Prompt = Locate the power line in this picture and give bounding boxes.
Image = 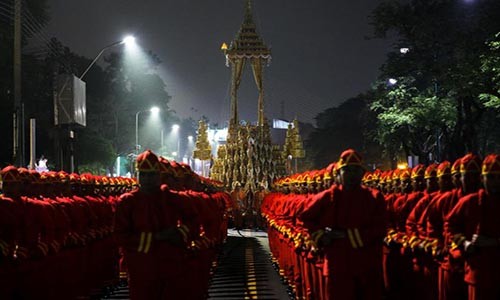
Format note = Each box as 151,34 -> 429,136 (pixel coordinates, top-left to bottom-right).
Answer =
0,1 -> 72,74
0,1 -> 61,57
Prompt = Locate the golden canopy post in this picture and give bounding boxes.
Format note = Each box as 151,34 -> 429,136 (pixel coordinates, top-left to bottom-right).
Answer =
291,119 -> 306,173
217,0 -> 273,191
282,119 -> 305,174
192,120 -> 212,177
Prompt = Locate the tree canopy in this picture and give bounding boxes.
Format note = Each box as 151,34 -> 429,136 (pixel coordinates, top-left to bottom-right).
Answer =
367,0 -> 500,163
307,0 -> 500,168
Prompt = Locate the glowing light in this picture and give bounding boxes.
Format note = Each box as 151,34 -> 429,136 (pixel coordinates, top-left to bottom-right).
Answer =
172,152 -> 178,157
123,35 -> 140,57
397,163 -> 408,170
188,135 -> 194,141
150,106 -> 160,115
172,124 -> 180,131
400,47 -> 410,54
123,36 -> 136,46
388,78 -> 398,85
116,157 -> 121,176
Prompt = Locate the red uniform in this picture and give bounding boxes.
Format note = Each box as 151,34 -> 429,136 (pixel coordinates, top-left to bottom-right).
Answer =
0,195 -> 23,299
300,184 -> 387,300
115,188 -> 185,299
425,188 -> 467,300
445,189 -> 500,300
406,191 -> 438,240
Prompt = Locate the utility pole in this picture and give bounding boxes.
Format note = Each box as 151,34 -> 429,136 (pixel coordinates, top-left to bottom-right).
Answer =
13,0 -> 23,166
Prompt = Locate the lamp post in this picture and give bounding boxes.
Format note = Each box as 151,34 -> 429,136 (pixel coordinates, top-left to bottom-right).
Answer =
80,36 -> 135,80
135,106 -> 160,154
187,135 -> 194,167
172,124 -> 180,160
53,36 -> 136,172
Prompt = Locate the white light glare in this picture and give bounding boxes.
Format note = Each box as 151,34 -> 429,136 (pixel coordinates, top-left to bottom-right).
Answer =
150,106 -> 160,115
188,135 -> 194,141
172,124 -> 180,131
388,78 -> 398,85
123,36 -> 136,46
400,47 -> 410,54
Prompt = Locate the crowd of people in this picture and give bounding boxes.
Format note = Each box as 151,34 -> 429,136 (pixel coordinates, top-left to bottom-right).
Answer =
0,150 -> 231,300
2,147 -> 499,300
262,149 -> 500,300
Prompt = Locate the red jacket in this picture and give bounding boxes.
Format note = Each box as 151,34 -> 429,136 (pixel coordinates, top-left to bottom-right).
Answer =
445,189 -> 500,287
299,185 -> 387,276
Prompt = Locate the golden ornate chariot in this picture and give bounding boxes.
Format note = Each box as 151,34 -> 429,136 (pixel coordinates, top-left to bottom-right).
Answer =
196,0 -> 305,217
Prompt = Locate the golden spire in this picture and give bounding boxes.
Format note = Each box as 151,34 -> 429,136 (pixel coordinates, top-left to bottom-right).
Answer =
244,0 -> 253,25
193,120 -> 212,161
224,0 -> 270,59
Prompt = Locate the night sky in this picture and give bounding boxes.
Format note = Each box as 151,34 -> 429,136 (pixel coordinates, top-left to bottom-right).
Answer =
45,0 -> 392,125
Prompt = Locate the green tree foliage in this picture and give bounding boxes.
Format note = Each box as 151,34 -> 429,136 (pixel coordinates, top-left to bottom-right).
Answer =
370,0 -> 500,158
477,33 -> 500,152
75,129 -> 116,174
371,77 -> 456,163
480,33 -> 500,109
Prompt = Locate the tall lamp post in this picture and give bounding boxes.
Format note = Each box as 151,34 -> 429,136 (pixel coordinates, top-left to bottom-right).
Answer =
172,124 -> 180,160
80,36 -> 135,80
54,35 -> 136,173
135,106 -> 160,154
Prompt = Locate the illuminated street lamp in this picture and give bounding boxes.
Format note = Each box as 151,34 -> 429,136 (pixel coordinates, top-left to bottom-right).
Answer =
150,106 -> 160,115
135,106 -> 160,154
80,35 -> 136,80
187,135 -> 194,166
172,124 -> 180,160
54,36 -> 136,173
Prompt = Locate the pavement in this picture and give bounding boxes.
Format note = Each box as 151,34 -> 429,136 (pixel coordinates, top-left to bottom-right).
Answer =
101,229 -> 291,300
207,229 -> 291,300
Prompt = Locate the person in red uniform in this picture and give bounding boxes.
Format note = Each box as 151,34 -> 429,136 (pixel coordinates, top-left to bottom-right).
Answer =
300,149 -> 387,300
445,154 -> 500,300
115,150 -> 185,299
0,166 -> 25,299
404,161 -> 453,300
438,154 -> 482,300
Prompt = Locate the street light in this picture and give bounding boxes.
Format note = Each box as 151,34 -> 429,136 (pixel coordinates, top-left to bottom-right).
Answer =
172,124 -> 180,160
187,135 -> 194,167
135,106 -> 160,154
80,35 -> 136,80
150,106 -> 160,115
400,47 -> 410,54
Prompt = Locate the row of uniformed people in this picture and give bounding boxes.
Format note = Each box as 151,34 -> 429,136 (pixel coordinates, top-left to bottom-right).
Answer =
374,153 -> 499,300
0,152 -> 231,300
0,168 -> 129,300
262,150 -> 500,300
114,150 -> 231,300
263,149 -> 387,300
